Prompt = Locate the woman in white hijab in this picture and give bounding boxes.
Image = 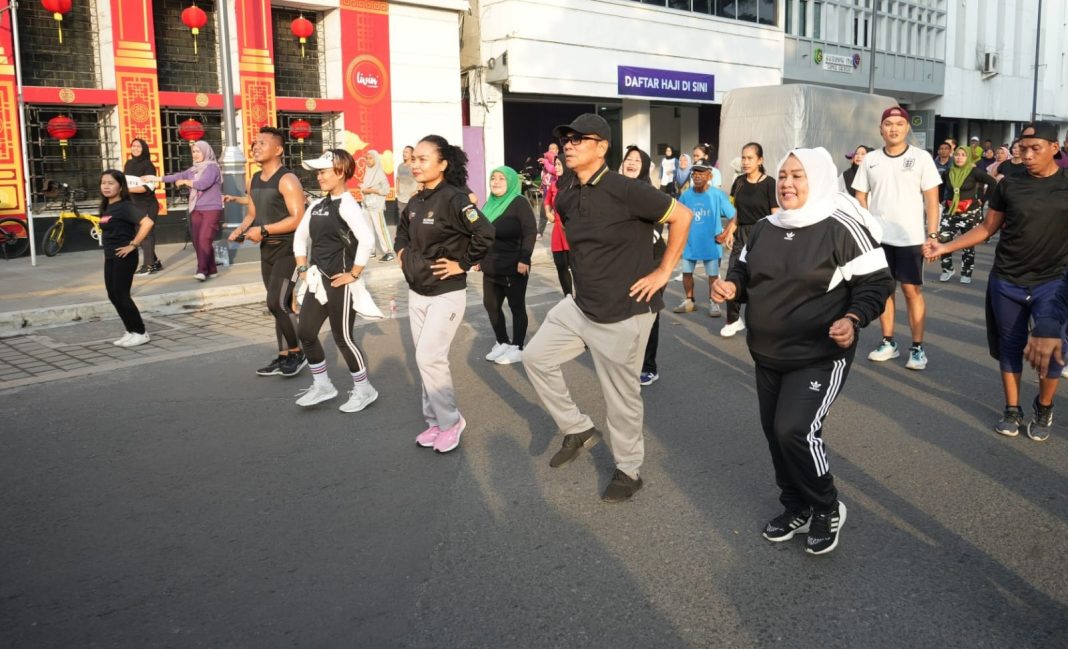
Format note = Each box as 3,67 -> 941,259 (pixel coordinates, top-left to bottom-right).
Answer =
361,149 -> 394,261
712,147 -> 894,557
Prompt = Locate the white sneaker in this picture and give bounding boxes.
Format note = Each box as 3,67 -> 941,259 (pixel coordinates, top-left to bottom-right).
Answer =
193,272 -> 207,281
673,298 -> 696,313
485,341 -> 508,362
868,339 -> 900,362
494,345 -> 523,365
119,332 -> 151,347
113,332 -> 133,346
339,382 -> 379,412
939,269 -> 955,282
296,381 -> 338,407
720,319 -> 745,338
905,346 -> 928,370
960,275 -> 972,284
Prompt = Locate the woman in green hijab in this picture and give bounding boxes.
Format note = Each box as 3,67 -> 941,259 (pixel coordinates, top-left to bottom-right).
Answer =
937,146 -> 997,284
479,166 -> 537,365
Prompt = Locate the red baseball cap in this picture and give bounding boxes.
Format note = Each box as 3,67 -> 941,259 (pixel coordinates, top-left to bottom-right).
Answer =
881,106 -> 910,122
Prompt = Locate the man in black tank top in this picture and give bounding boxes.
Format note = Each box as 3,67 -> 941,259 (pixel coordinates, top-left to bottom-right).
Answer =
227,126 -> 308,377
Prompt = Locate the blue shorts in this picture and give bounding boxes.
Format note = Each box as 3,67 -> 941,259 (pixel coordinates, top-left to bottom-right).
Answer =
882,244 -> 924,286
988,275 -> 1068,377
681,258 -> 720,276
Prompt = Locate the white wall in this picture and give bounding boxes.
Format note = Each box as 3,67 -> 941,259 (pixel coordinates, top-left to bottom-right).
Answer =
479,0 -> 784,102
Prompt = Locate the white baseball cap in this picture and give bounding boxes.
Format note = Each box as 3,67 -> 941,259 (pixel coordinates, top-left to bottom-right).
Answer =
302,150 -> 337,171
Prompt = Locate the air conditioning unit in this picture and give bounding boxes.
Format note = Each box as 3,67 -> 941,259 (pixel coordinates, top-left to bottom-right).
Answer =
485,51 -> 509,84
982,51 -> 999,75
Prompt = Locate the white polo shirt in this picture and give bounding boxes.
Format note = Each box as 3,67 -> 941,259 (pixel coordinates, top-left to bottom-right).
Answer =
851,145 -> 941,247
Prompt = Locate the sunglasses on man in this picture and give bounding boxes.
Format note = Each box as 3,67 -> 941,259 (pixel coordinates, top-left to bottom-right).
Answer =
559,133 -> 604,147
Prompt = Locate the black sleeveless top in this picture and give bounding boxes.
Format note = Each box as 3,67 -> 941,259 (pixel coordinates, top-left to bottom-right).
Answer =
308,197 -> 357,277
251,166 -> 294,242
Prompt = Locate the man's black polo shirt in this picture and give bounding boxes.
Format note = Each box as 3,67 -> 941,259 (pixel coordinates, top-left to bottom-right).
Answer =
556,164 -> 675,324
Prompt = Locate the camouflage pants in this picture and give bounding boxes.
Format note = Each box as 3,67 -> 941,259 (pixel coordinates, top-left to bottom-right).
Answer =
939,203 -> 983,276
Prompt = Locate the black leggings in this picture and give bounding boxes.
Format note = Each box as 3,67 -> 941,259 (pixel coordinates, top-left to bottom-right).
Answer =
104,253 -> 145,334
260,242 -> 299,352
726,225 -> 752,323
754,348 -> 854,515
139,204 -> 159,266
298,282 -> 368,373
642,312 -> 660,374
552,250 -> 573,296
483,273 -> 529,348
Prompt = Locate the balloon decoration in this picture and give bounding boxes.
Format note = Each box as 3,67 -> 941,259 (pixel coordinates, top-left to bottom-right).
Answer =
40,0 -> 73,45
290,15 -> 314,58
181,3 -> 208,56
178,118 -> 205,142
289,119 -> 311,160
46,115 -> 77,160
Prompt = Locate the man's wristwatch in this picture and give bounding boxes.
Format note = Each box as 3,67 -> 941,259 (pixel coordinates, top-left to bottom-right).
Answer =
927,232 -> 939,240
296,264 -> 308,273
261,225 -> 269,238
350,271 -> 360,280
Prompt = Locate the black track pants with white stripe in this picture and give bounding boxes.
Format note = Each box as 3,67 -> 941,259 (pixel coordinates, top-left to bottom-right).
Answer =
297,282 -> 368,373
753,347 -> 854,515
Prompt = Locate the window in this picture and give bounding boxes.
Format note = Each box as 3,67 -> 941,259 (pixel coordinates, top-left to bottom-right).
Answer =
159,109 -> 224,208
25,106 -> 118,211
276,112 -> 342,192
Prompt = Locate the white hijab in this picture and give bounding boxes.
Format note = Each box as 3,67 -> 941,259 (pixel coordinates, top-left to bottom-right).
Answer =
767,146 -> 883,242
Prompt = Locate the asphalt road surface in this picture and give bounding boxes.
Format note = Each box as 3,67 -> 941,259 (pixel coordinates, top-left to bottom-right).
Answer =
2,252 -> 1067,648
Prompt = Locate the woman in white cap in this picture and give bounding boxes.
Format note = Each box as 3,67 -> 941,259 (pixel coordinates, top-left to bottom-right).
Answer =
713,147 -> 894,556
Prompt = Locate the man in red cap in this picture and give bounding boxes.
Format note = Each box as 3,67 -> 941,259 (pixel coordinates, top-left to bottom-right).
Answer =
851,106 -> 942,371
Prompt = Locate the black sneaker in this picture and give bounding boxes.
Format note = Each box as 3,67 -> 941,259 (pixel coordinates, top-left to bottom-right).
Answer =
549,428 -> 600,468
134,264 -> 152,276
151,260 -> 163,273
762,509 -> 812,542
995,406 -> 1024,437
1026,398 -> 1053,442
256,355 -> 284,376
805,501 -> 847,556
602,469 -> 643,503
379,252 -> 395,262
279,352 -> 308,377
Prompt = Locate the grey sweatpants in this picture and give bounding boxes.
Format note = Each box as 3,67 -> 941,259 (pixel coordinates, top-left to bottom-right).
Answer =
523,296 -> 655,478
408,289 -> 466,431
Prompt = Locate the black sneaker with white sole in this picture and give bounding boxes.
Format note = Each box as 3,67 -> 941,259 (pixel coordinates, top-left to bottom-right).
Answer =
1026,398 -> 1053,442
762,509 -> 812,542
995,405 -> 1024,437
279,352 -> 308,377
134,264 -> 152,276
256,355 -> 284,376
806,501 -> 847,556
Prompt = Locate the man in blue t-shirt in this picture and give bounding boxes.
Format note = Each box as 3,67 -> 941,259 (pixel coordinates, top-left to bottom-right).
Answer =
673,161 -> 736,317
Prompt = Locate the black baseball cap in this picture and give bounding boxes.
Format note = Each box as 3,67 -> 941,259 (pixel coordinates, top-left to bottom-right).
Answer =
553,114 -> 612,142
1020,121 -> 1059,143
691,160 -> 715,171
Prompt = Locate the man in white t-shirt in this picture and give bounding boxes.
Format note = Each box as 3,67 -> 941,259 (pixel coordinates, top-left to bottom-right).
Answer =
852,106 -> 942,370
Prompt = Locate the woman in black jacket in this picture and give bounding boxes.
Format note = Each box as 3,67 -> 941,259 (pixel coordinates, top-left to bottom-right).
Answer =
479,166 -> 536,365
938,146 -> 996,284
713,147 -> 894,556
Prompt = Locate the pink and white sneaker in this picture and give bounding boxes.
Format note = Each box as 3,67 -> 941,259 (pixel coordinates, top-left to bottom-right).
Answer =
433,416 -> 466,453
415,425 -> 441,448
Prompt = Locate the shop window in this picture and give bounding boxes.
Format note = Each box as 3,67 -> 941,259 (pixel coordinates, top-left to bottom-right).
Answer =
154,0 -> 221,94
272,7 -> 325,99
276,112 -> 342,193
16,2 -> 100,88
158,109 -> 224,208
25,106 -> 118,212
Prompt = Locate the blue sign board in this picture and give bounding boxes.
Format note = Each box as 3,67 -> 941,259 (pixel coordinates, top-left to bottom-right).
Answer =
617,66 -> 715,101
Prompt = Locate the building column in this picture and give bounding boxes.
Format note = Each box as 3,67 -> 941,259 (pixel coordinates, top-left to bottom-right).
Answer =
622,99 -> 651,156
0,2 -> 26,219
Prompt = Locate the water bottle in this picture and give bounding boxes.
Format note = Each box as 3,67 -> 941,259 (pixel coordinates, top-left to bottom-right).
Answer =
389,298 -> 396,319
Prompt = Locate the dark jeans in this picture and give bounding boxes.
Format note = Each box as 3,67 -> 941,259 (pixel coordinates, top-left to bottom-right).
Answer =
552,250 -> 573,296
641,312 -> 660,374
260,241 -> 300,352
483,273 -> 530,348
298,282 -> 368,373
190,209 -> 222,275
104,253 -> 145,334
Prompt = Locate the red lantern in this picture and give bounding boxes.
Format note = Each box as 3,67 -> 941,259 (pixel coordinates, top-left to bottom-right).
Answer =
178,118 -> 205,142
40,0 -> 73,44
289,119 -> 312,143
290,15 -> 314,58
181,3 -> 208,56
46,115 -> 77,160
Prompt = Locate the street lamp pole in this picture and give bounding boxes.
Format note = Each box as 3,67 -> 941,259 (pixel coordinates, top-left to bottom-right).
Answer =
217,0 -> 246,231
868,0 -> 878,94
6,0 -> 39,265
1031,0 -> 1042,122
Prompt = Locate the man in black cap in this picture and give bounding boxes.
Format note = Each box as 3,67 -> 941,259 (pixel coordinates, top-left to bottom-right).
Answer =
523,113 -> 693,502
925,121 -> 1068,442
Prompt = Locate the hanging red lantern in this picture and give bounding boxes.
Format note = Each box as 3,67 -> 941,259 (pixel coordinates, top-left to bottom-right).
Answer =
181,3 -> 208,56
46,115 -> 77,160
289,119 -> 312,143
40,0 -> 73,45
178,118 -> 205,142
290,15 -> 314,58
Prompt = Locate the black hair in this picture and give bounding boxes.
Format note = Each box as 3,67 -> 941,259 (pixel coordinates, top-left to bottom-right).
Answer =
623,145 -> 653,185
259,125 -> 286,145
418,134 -> 468,188
663,145 -> 677,159
742,141 -> 766,174
129,138 -> 151,161
99,169 -> 131,215
694,143 -> 717,164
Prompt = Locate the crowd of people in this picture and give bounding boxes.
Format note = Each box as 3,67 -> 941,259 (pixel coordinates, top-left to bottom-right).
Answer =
88,107 -> 1068,556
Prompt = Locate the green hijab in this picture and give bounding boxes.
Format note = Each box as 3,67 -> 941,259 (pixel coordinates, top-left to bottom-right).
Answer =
482,166 -> 522,223
947,147 -> 974,215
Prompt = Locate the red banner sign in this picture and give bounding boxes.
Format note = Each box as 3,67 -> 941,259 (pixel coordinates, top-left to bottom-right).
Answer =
340,0 -> 393,191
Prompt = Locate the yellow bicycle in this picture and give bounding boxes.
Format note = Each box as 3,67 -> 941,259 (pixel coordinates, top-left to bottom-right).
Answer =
41,182 -> 102,257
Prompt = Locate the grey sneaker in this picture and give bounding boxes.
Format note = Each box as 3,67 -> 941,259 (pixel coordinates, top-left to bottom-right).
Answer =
1026,398 -> 1053,442
995,406 -> 1024,437
673,298 -> 696,314
708,302 -> 722,318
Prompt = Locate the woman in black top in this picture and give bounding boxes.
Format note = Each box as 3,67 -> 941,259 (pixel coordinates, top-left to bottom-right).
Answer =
938,146 -> 996,284
99,170 -> 154,347
478,166 -> 536,366
840,145 -> 872,198
721,142 -> 779,337
123,139 -> 161,275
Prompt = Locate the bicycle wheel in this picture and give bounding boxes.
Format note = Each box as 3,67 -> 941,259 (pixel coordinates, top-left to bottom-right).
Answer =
0,217 -> 30,259
42,219 -> 65,257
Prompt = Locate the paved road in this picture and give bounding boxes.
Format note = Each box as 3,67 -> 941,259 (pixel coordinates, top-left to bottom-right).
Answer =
2,251 -> 1067,648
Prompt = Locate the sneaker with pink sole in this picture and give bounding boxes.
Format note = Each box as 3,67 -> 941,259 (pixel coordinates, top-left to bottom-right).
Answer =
433,416 -> 466,453
415,425 -> 441,448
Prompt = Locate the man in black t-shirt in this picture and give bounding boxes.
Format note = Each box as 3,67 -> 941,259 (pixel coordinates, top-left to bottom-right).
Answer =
523,114 -> 692,502
925,121 -> 1068,442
